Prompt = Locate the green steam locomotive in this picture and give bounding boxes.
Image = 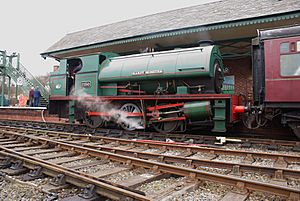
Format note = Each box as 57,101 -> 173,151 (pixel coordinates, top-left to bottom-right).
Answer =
49,44 -> 243,133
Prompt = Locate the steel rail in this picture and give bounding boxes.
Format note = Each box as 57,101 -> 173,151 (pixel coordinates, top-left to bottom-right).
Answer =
0,131 -> 299,198
2,127 -> 299,163
0,147 -> 150,200
3,128 -> 300,182
61,138 -> 300,179
0,120 -> 298,147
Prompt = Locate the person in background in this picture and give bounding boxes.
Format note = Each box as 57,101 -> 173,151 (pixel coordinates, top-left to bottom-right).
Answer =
33,87 -> 41,107
18,94 -> 28,107
29,87 -> 34,107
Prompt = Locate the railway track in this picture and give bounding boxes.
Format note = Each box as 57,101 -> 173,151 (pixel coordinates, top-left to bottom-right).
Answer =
0,119 -> 299,150
0,127 -> 299,200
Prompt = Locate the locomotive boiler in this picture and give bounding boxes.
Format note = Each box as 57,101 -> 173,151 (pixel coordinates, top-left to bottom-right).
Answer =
99,45 -> 223,95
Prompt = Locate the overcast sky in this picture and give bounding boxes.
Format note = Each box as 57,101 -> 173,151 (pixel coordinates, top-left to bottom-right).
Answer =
1,0 -> 217,76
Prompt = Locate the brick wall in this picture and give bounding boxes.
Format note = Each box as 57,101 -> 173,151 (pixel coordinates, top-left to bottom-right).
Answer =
223,57 -> 253,99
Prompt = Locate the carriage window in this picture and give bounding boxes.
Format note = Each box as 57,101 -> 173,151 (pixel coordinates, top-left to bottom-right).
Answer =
280,42 -> 289,53
297,41 -> 300,52
280,53 -> 300,76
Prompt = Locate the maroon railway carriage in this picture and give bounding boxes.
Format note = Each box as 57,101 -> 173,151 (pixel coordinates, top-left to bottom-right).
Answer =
251,24 -> 300,138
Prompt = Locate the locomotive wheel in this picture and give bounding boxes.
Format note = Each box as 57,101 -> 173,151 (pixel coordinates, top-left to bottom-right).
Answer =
152,108 -> 179,133
119,103 -> 145,131
84,114 -> 104,129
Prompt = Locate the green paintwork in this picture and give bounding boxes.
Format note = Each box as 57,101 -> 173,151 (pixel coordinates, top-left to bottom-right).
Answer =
183,101 -> 211,121
50,60 -> 67,96
100,83 -> 118,96
75,73 -> 98,96
50,52 -> 119,97
99,46 -> 218,82
80,55 -> 99,72
15,53 -> 20,100
209,46 -> 223,77
50,74 -> 67,96
73,53 -> 118,96
176,86 -> 189,94
1,73 -> 5,106
73,54 -> 99,96
212,100 -> 226,132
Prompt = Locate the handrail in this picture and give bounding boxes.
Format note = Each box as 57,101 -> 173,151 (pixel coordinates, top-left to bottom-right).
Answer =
18,62 -> 49,99
3,61 -> 49,103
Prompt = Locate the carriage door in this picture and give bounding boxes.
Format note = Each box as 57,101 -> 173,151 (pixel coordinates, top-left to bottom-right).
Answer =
264,36 -> 300,102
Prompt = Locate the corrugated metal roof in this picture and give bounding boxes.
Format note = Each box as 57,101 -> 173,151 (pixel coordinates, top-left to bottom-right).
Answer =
43,0 -> 300,55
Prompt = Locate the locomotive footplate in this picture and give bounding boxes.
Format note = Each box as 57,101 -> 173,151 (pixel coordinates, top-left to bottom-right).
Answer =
55,94 -> 246,133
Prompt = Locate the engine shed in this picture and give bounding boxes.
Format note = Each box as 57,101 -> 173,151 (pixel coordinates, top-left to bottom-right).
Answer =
41,0 -> 300,100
